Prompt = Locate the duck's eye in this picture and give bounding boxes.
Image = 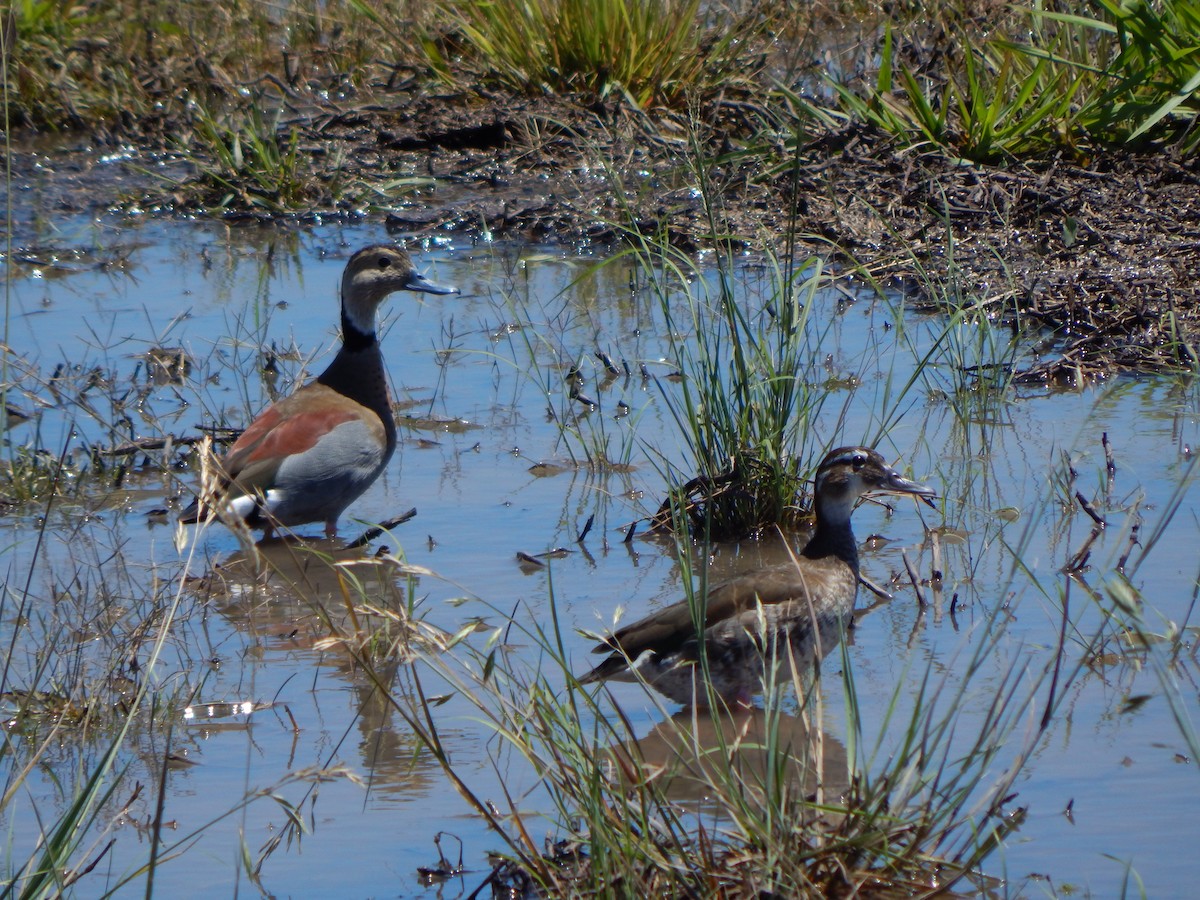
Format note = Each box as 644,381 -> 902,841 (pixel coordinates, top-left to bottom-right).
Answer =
378,256 -> 391,269
852,454 -> 866,470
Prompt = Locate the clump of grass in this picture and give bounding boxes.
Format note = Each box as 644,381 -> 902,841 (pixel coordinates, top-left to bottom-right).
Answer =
628,239 -> 833,540
824,0 -> 1200,161
825,22 -> 1080,163
0,337 -> 204,510
1018,0 -> 1200,153
2,0 -> 139,129
181,103 -> 326,214
2,0 -> 424,134
429,0 -> 762,107
0,442 -> 82,507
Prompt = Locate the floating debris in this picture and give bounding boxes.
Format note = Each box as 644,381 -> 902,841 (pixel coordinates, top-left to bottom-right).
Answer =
398,413 -> 479,434
142,346 -> 193,384
417,832 -> 465,884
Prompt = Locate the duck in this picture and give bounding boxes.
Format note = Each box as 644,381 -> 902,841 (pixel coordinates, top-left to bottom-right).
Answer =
182,244 -> 457,540
579,446 -> 936,707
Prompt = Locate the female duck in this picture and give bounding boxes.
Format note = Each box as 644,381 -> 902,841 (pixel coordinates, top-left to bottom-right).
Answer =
580,446 -> 935,707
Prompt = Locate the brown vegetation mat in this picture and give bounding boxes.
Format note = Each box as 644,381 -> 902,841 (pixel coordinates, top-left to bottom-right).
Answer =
10,85 -> 1200,383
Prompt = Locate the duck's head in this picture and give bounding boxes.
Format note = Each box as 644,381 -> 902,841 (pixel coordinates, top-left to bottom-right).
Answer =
341,244 -> 458,335
813,446 -> 936,525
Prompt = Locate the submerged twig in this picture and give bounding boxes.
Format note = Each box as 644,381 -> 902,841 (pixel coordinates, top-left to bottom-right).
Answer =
99,434 -> 206,456
346,509 -> 418,549
858,573 -> 893,601
577,513 -> 594,543
1116,513 -> 1142,575
1064,527 -> 1101,574
515,551 -> 545,569
902,549 -> 928,609
1074,491 -> 1106,528
1043,568 -> 1073,731
623,520 -> 637,544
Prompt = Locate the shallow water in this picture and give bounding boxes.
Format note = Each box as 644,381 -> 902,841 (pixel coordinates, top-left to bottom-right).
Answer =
1,220 -> 1197,897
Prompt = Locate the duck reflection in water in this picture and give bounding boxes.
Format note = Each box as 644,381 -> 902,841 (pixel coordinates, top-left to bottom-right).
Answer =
188,538 -> 444,803
605,704 -> 850,816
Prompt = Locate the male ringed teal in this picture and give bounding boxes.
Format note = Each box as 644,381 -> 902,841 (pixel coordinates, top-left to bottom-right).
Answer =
182,244 -> 457,540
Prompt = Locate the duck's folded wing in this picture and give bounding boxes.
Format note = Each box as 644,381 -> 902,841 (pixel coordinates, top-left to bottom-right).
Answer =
592,564 -> 813,659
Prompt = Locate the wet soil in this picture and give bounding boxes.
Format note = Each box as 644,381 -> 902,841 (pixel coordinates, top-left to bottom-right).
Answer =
9,85 -> 1200,383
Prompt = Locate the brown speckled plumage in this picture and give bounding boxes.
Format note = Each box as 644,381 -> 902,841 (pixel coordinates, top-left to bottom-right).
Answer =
580,446 -> 936,707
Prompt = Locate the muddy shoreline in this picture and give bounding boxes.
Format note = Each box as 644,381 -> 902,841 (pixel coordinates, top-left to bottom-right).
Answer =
8,87 -> 1200,383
